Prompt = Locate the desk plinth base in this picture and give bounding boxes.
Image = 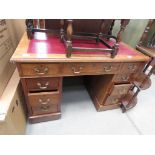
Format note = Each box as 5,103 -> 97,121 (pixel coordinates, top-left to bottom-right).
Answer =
28,112 -> 61,124
85,75 -> 121,112
88,87 -> 120,111
92,96 -> 120,112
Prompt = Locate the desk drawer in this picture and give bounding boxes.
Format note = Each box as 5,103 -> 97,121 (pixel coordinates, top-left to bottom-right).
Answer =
19,63 -> 62,77
62,62 -> 121,75
104,96 -> 121,106
28,91 -> 60,115
110,84 -> 133,96
103,84 -> 132,106
18,62 -> 121,77
113,74 -> 131,83
26,77 -> 61,92
121,62 -> 145,73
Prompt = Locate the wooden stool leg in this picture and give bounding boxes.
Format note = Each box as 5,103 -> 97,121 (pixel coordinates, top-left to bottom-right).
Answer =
25,19 -> 34,39
108,20 -> 115,36
117,19 -> 130,42
66,20 -> 73,58
60,19 -> 65,42
96,20 -> 105,44
111,43 -> 119,58
39,19 -> 45,29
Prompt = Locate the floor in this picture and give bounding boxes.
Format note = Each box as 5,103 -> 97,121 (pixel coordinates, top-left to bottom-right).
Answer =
26,75 -> 155,135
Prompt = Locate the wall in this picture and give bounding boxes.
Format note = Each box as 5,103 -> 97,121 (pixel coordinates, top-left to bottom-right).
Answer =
6,19 -> 25,50
113,19 -> 149,47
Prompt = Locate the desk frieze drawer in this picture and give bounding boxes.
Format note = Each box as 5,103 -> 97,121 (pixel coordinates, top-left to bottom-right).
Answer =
18,62 -> 121,77
62,63 -> 121,75
28,92 -> 60,115
121,62 -> 145,73
18,63 -> 62,77
26,77 -> 61,92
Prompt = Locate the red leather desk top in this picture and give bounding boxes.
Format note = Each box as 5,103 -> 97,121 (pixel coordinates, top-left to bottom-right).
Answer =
27,32 -> 139,56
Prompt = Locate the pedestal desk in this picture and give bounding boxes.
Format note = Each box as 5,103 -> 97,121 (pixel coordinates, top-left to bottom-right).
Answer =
11,32 -> 150,123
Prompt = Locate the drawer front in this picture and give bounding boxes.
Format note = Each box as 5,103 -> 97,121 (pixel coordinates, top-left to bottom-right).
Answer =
113,74 -> 131,83
19,63 -> 62,77
62,63 -> 121,75
19,62 -> 121,77
104,96 -> 121,106
28,92 -> 60,115
121,62 -> 145,73
110,84 -> 133,96
26,77 -> 61,92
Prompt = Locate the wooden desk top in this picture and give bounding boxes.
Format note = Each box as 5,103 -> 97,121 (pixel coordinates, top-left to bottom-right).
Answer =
11,32 -> 150,63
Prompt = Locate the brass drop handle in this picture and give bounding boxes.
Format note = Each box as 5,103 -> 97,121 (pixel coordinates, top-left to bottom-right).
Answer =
112,98 -> 119,104
41,105 -> 50,111
104,66 -> 112,72
34,66 -> 49,75
72,66 -> 83,74
128,65 -> 137,71
39,98 -> 50,105
37,82 -> 49,90
119,89 -> 126,94
39,98 -> 50,111
121,76 -> 129,81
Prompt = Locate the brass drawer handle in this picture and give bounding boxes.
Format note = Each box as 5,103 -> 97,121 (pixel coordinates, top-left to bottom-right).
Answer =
104,66 -> 112,72
112,98 -> 119,104
39,98 -> 50,111
37,82 -> 49,90
128,65 -> 137,71
121,76 -> 129,81
34,66 -> 49,75
119,89 -> 126,94
72,66 -> 83,74
39,98 -> 50,105
41,105 -> 50,111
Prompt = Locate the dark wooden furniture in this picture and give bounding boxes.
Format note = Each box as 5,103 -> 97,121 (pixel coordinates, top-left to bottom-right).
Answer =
120,20 -> 155,112
136,19 -> 155,97
11,30 -> 150,123
26,19 -> 130,58
11,20 -> 151,123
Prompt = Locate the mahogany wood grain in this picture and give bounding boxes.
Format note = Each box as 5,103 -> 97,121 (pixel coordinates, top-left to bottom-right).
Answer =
121,62 -> 146,73
109,84 -> 133,96
20,78 -> 33,115
112,74 -> 131,84
86,82 -> 120,111
28,91 -> 60,115
85,75 -> 114,108
17,62 -> 146,78
26,77 -> 60,92
104,96 -> 121,106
